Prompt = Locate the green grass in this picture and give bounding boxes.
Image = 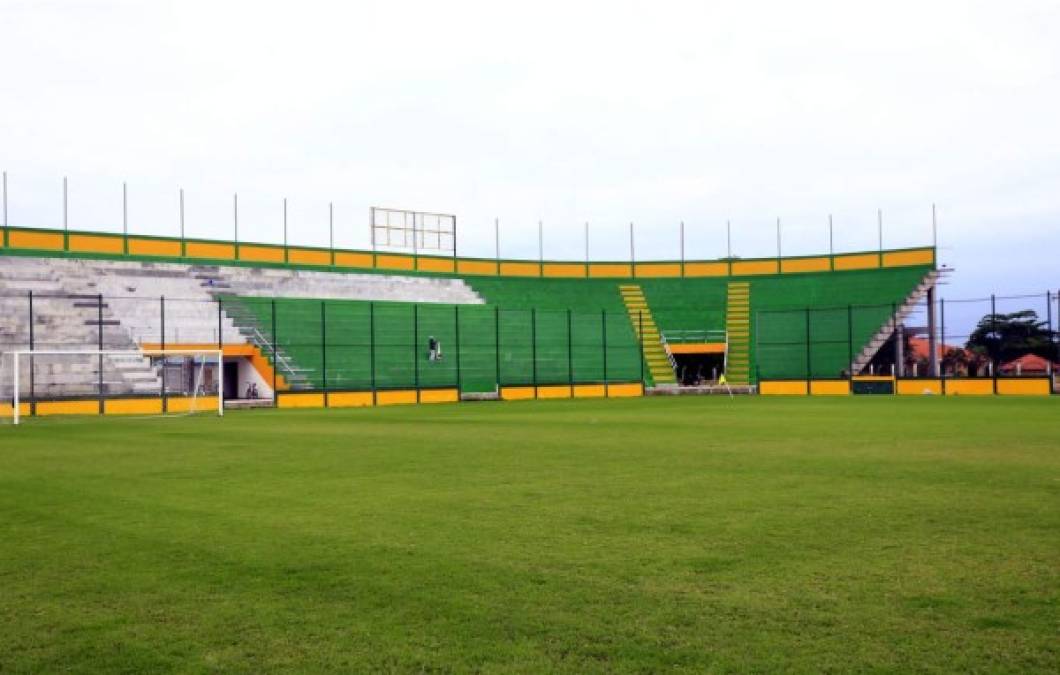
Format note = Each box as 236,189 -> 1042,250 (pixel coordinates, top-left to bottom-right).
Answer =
1,397 -> 1057,673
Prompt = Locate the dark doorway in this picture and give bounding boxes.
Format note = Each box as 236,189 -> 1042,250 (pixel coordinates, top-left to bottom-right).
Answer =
223,361 -> 239,400
673,353 -> 725,385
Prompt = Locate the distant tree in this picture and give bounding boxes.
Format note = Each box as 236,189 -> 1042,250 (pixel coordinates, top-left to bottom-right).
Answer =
965,310 -> 1057,364
941,347 -> 969,376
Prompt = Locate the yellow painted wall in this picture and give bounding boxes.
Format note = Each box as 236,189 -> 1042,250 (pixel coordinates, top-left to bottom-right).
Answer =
543,263 -> 586,278
327,391 -> 374,407
760,380 -> 809,395
782,257 -> 831,274
574,384 -> 607,398
684,261 -> 728,277
128,237 -> 182,257
0,402 -> 32,418
167,396 -> 220,413
500,262 -> 540,277
732,260 -> 779,276
417,257 -> 456,273
186,241 -> 236,260
634,263 -> 681,278
589,263 -> 632,278
883,249 -> 934,267
996,379 -> 1051,396
277,392 -> 326,408
334,251 -> 374,269
36,399 -> 100,416
10,230 -> 65,250
69,234 -> 124,254
457,259 -> 497,276
944,379 -> 994,396
238,245 -> 285,263
105,398 -> 164,415
537,385 -> 572,399
420,388 -> 459,403
377,390 -> 418,405
669,343 -> 726,354
288,248 -> 332,266
897,379 -> 943,395
375,254 -> 414,271
607,382 -> 644,397
833,253 -> 880,271
810,380 -> 850,395
501,386 -> 536,400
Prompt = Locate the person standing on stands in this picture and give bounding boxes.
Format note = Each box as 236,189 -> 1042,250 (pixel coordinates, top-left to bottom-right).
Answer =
428,336 -> 440,361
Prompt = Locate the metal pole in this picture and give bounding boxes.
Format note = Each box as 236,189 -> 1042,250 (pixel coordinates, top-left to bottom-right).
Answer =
63,176 -> 69,250
411,211 -> 418,271
28,291 -> 35,416
601,309 -> 608,396
455,305 -> 462,395
369,301 -> 377,405
828,214 -> 834,271
847,304 -> 854,380
270,299 -> 277,406
991,294 -> 998,391
234,193 -> 238,256
932,203 -> 937,249
538,220 -> 543,275
638,310 -> 645,388
679,220 -> 685,277
217,298 -> 223,350
585,221 -> 589,273
776,217 -> 782,263
122,182 -> 128,254
179,187 -> 185,257
370,207 -> 377,269
1046,291 -> 1053,382
160,296 -> 166,411
927,287 -> 938,377
940,297 -> 947,391
629,222 -> 635,278
494,305 -> 501,392
2,170 -> 7,248
320,301 -> 328,407
494,217 -> 500,265
726,219 -> 732,276
531,308 -> 538,398
329,202 -> 335,266
567,308 -> 574,396
283,197 -> 288,263
805,307 -> 812,394
413,304 -> 420,402
98,293 -> 104,414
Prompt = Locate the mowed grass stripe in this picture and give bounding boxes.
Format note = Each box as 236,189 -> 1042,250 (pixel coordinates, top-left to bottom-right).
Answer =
1,397 -> 1057,672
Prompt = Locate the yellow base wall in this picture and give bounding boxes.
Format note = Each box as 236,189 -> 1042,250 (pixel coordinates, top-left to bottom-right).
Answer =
944,379 -> 995,396
537,385 -> 572,399
996,379 -> 1051,396
760,380 -> 809,395
376,390 -> 418,406
897,380 -> 943,395
810,380 -> 850,396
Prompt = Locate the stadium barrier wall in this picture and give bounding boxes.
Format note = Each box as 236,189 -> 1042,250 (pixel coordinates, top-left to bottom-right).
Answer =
0,224 -> 936,279
760,377 -> 1053,396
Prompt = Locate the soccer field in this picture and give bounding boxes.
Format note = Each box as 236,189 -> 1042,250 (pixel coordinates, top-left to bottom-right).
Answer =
1,397 -> 1057,672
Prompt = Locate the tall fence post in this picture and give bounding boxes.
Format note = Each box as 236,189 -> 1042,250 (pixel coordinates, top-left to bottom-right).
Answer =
217,298 -> 223,405
1047,290 -> 1054,385
28,291 -> 35,416
455,305 -> 462,396
804,307 -> 811,395
601,309 -> 608,397
638,310 -> 645,389
847,304 -> 854,381
494,306 -> 501,394
369,301 -> 376,405
940,297 -> 947,394
891,302 -> 898,377
412,304 -> 420,402
530,309 -> 538,398
97,293 -> 104,414
321,300 -> 328,408
567,308 -> 574,397
991,294 -> 998,393
160,295 -> 167,412
270,299 -> 277,407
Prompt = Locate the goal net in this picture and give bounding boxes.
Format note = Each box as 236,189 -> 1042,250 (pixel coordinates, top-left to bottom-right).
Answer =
0,349 -> 223,425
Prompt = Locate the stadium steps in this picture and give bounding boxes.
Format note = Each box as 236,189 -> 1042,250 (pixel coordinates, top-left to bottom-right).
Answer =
850,269 -> 940,374
618,285 -> 676,386
725,282 -> 752,384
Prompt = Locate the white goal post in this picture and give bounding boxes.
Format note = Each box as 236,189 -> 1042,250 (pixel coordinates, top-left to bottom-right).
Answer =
6,349 -> 223,425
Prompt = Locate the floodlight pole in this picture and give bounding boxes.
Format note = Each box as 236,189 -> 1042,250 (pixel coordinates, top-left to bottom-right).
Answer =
122,181 -> 128,254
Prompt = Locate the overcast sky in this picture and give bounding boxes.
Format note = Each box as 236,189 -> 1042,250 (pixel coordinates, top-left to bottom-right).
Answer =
2,0 -> 1058,322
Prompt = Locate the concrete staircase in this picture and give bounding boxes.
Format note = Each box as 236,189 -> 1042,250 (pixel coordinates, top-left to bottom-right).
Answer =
618,284 -> 676,386
724,282 -> 751,384
850,270 -> 941,375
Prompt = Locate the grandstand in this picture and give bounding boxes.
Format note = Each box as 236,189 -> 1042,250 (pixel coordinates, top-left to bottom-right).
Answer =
0,223 -> 952,416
